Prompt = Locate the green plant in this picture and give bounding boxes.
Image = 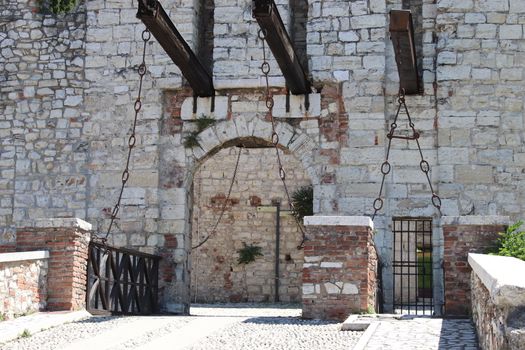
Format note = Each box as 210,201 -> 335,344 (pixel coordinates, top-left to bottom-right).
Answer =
183,116 -> 216,148
195,116 -> 216,131
237,243 -> 263,265
20,329 -> 31,338
42,0 -> 78,14
0,314 -> 5,322
291,185 -> 313,221
491,220 -> 525,261
183,132 -> 200,148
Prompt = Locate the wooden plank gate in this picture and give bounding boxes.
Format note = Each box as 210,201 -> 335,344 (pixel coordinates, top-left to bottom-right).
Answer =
86,241 -> 161,315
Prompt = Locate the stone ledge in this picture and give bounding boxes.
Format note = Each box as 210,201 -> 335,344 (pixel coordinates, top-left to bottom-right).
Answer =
442,216 -> 510,226
303,216 -> 374,230
0,250 -> 50,263
29,218 -> 93,232
468,253 -> 525,307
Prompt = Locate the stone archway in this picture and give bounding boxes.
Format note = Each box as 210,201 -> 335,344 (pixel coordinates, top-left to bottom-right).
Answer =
156,115 -> 320,313
190,142 -> 312,303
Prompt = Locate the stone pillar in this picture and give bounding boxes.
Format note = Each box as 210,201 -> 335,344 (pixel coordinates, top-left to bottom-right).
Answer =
302,216 -> 377,321
16,218 -> 91,311
442,216 -> 509,317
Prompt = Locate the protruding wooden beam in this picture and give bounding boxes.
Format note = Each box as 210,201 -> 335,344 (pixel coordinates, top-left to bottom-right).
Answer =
137,0 -> 214,97
390,10 -> 421,95
253,0 -> 311,95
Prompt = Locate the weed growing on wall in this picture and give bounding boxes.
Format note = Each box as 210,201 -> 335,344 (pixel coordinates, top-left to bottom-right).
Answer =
492,221 -> 525,261
41,0 -> 78,14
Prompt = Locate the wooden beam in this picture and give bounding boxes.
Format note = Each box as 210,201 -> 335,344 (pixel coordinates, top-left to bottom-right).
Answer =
389,10 -> 421,95
253,0 -> 311,95
137,0 -> 214,97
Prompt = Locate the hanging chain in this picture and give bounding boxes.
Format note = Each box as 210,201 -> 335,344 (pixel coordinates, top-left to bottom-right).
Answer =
101,29 -> 151,244
192,146 -> 243,250
372,89 -> 442,220
258,29 -> 307,249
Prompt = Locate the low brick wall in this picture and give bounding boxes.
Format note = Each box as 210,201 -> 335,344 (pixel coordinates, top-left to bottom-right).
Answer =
16,219 -> 91,311
469,253 -> 525,350
302,216 -> 377,321
0,251 -> 49,319
442,216 -> 508,317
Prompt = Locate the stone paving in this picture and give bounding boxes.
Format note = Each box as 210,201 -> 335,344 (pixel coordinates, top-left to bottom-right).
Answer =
0,305 -> 480,350
362,317 -> 479,350
0,304 -> 361,350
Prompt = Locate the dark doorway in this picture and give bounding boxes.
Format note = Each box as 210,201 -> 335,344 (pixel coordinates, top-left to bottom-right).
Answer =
392,218 -> 434,315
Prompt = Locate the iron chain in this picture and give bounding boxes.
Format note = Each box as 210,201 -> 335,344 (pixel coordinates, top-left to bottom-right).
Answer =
259,29 -> 307,249
192,146 -> 243,250
102,29 -> 151,244
372,89 -> 442,220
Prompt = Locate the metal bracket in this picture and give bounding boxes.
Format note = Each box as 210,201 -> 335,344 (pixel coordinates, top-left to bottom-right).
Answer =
253,0 -> 311,95
389,10 -> 421,95
137,0 -> 214,97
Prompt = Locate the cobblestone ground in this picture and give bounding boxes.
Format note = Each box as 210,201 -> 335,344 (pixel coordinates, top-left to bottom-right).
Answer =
363,317 -> 479,350
0,304 -> 362,350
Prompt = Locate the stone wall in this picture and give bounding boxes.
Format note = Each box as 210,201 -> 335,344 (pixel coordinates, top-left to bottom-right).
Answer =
442,216 -> 508,316
435,0 -> 525,218
0,0 -> 88,236
302,216 -> 377,321
16,218 -> 91,311
191,147 -> 310,303
469,253 -> 525,350
0,251 -> 49,319
1,0 -> 525,314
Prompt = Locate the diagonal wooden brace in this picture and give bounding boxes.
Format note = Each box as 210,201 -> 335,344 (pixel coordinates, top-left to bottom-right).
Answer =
390,10 -> 421,95
137,0 -> 214,97
253,0 -> 311,95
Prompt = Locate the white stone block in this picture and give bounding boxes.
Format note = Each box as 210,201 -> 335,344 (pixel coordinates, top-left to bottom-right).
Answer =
320,262 -> 343,268
342,283 -> 359,295
510,0 -> 525,13
324,282 -> 343,294
180,96 -> 229,121
499,25 -> 523,40
302,284 -> 315,295
304,216 -> 374,229
468,253 -> 525,306
272,94 -> 321,118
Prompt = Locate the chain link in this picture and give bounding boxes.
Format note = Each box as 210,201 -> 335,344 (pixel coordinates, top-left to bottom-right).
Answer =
372,89 -> 442,220
101,29 -> 151,244
192,146 -> 243,250
259,29 -> 307,249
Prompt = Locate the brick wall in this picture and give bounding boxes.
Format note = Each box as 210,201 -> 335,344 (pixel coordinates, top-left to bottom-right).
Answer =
191,147 -> 310,303
0,251 -> 48,319
442,216 -> 508,316
16,219 -> 91,311
302,216 -> 377,321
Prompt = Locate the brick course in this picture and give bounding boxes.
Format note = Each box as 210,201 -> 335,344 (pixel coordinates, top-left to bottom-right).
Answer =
16,225 -> 90,311
302,219 -> 377,321
443,222 -> 505,316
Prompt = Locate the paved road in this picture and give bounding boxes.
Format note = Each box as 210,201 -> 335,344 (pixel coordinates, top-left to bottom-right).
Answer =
0,304 -> 479,350
0,304 -> 361,350
362,316 -> 479,350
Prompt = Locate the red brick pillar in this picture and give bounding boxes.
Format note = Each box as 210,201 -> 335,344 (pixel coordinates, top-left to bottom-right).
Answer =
16,218 -> 91,311
302,216 -> 377,321
442,216 -> 508,317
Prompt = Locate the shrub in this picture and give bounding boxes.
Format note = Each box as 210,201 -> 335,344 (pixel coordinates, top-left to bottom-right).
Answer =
492,220 -> 525,261
237,243 -> 263,265
291,185 -> 313,221
42,0 -> 78,14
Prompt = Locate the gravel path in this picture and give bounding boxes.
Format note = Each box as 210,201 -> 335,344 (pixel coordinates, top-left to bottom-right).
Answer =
0,304 -> 362,350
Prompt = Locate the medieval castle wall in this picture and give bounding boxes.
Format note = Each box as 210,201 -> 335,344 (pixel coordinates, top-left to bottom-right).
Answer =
1,0 -> 524,311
